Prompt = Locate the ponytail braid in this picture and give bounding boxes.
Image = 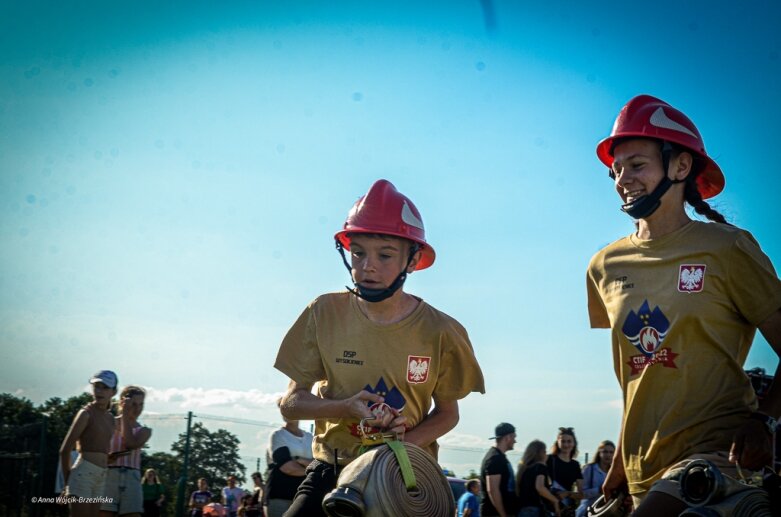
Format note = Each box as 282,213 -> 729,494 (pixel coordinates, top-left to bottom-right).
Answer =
684,177 -> 731,225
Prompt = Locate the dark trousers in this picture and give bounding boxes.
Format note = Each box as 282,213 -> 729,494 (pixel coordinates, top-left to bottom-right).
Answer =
283,460 -> 337,517
143,500 -> 161,516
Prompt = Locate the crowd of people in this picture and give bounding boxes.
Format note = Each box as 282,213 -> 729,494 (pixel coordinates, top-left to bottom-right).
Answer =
472,423 -> 615,517
56,370 -> 313,517
55,94 -> 781,516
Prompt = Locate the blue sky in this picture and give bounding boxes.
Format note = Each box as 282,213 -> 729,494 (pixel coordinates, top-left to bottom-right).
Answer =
2,1 -> 780,475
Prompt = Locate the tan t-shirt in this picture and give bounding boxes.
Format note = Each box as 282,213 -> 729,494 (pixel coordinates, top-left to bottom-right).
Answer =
274,292 -> 485,465
586,221 -> 781,495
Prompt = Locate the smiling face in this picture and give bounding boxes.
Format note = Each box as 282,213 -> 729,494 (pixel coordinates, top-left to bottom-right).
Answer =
557,433 -> 575,456
610,138 -> 692,215
348,234 -> 418,291
611,139 -> 667,205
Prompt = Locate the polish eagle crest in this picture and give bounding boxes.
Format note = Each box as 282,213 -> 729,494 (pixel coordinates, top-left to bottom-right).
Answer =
407,355 -> 431,384
678,264 -> 706,293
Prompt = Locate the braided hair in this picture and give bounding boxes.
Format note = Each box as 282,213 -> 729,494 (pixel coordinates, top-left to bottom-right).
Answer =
676,147 -> 732,225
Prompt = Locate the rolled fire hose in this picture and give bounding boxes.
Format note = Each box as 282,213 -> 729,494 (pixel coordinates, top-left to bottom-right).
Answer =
586,494 -> 627,517
321,441 -> 455,517
676,459 -> 772,517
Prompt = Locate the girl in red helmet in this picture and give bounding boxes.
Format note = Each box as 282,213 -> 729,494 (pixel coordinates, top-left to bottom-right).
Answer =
587,95 -> 781,515
274,179 -> 485,516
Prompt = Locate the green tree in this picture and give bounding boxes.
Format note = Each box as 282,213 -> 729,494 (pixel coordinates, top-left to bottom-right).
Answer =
1,391 -> 98,516
464,469 -> 479,480
171,422 -> 245,495
0,393 -> 44,514
40,393 -> 96,445
40,393 -> 95,497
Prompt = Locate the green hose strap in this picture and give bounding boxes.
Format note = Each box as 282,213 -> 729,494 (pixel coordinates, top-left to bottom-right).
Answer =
386,439 -> 417,491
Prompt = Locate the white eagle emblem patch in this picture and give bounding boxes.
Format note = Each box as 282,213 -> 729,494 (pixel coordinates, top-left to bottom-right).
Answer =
407,355 -> 431,384
678,264 -> 706,293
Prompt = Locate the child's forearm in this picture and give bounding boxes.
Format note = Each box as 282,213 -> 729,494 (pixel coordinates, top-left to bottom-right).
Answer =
403,400 -> 458,448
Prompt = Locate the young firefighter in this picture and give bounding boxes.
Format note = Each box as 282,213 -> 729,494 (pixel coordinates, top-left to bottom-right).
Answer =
274,179 -> 485,516
587,95 -> 781,514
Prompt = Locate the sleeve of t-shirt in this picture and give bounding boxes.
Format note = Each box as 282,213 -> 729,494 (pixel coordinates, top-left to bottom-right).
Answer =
581,464 -> 600,499
533,463 -> 549,482
273,300 -> 327,386
272,446 -> 292,466
727,232 -> 781,325
433,320 -> 486,400
485,453 -> 506,476
587,266 -> 611,329
468,493 -> 479,510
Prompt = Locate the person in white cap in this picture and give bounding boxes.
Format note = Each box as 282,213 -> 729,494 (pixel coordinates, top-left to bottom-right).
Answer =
59,370 -> 118,517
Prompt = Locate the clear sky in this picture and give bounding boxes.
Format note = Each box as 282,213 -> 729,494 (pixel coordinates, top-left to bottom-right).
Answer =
2,0 -> 780,475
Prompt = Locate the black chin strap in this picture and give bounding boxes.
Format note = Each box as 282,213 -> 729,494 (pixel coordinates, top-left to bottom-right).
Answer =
335,240 -> 417,303
620,141 -> 685,219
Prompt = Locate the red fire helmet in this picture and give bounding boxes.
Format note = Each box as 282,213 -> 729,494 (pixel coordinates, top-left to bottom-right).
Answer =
334,179 -> 435,270
596,95 -> 725,199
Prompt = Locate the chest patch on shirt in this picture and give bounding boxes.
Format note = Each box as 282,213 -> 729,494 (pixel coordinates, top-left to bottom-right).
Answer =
622,300 -> 678,375
407,355 -> 431,384
349,377 -> 407,438
678,264 -> 706,293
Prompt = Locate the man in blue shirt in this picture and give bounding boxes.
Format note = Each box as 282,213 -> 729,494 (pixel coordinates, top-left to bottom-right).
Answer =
458,479 -> 481,517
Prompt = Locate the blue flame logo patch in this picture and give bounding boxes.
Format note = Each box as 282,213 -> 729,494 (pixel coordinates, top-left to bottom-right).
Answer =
363,377 -> 406,412
349,377 -> 407,437
622,300 -> 670,357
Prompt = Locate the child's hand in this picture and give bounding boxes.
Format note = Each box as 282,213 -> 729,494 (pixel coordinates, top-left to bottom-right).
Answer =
343,390 -> 384,420
364,402 -> 395,429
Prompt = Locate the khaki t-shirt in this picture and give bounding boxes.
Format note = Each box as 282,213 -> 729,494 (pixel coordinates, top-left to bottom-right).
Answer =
274,292 -> 485,465
586,221 -> 781,495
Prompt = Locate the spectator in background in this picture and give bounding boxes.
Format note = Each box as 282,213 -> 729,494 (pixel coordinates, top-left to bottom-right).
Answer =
547,427 -> 583,516
221,475 -> 245,517
457,479 -> 481,517
59,369 -> 118,517
101,385 -> 152,517
516,440 -> 559,517
244,472 -> 263,517
189,478 -> 212,517
141,468 -> 165,517
236,493 -> 253,517
263,400 -> 314,517
479,422 -> 518,517
575,441 -> 615,517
